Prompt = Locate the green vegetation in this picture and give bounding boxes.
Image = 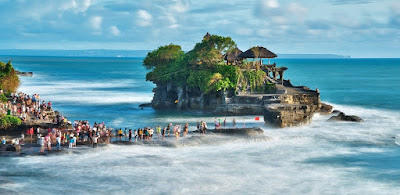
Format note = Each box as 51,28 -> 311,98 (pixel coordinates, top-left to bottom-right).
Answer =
0,115 -> 22,129
0,60 -> 20,92
144,34 -> 274,94
0,93 -> 7,103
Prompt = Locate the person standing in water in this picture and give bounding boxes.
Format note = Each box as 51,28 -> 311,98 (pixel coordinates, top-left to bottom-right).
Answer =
233,118 -> 236,128
138,129 -> 143,140
40,136 -> 45,153
93,135 -> 98,148
162,127 -> 166,140
175,125 -> 180,140
223,118 -> 226,128
134,130 -> 138,142
184,123 -> 189,137
128,129 -> 132,141
156,126 -> 161,138
118,129 -> 123,141
69,135 -> 74,149
56,133 -> 61,151
46,134 -> 51,151
167,123 -> 172,137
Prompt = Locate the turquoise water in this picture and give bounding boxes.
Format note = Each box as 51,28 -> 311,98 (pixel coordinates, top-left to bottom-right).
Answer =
0,56 -> 400,194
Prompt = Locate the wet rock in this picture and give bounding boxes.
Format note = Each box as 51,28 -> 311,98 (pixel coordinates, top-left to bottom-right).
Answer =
329,112 -> 363,122
332,110 -> 341,114
213,127 -> 264,136
5,145 -> 16,151
139,103 -> 152,108
263,103 -> 318,128
318,103 -> 333,114
16,71 -> 33,76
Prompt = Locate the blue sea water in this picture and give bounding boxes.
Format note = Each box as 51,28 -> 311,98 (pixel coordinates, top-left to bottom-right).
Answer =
0,56 -> 400,194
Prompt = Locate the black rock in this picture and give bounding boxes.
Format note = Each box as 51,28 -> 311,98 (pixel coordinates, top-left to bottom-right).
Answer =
5,145 -> 16,151
329,112 -> 363,122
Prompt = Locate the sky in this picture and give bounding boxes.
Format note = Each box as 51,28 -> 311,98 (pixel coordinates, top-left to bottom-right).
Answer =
0,0 -> 399,58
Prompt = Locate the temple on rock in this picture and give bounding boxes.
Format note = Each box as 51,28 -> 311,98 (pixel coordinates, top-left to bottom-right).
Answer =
144,33 -> 332,128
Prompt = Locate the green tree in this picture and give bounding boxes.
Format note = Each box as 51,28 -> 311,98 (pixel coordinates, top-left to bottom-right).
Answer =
143,44 -> 184,70
186,35 -> 236,67
0,60 -> 20,92
144,34 -> 241,94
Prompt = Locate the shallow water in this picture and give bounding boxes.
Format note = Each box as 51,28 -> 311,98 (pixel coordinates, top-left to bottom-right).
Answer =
0,56 -> 400,194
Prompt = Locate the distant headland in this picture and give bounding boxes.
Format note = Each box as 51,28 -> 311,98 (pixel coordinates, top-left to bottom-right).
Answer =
143,33 -> 334,128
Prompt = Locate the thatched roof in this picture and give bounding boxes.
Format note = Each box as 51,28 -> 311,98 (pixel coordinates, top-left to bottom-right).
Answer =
239,46 -> 277,59
224,47 -> 243,61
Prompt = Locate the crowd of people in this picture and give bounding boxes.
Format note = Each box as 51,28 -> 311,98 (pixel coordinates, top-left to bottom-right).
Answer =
1,122 -> 195,153
2,91 -> 54,122
1,117 -> 247,155
115,123 -> 191,142
0,90 -> 243,154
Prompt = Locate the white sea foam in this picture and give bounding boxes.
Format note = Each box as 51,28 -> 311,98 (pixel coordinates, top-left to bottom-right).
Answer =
6,103 -> 400,194
8,73 -> 400,194
18,78 -> 154,104
8,134 -> 400,194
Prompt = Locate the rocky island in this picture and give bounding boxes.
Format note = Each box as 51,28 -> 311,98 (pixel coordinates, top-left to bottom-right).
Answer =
144,33 -> 332,127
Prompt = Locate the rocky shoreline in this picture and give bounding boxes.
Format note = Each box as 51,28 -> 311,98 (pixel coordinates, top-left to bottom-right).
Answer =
1,128 -> 268,157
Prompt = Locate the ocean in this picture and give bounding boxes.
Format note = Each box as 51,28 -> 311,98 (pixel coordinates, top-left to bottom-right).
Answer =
0,56 -> 400,194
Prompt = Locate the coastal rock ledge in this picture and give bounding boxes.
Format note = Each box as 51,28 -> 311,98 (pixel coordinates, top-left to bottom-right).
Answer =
151,81 -> 332,128
329,112 -> 364,122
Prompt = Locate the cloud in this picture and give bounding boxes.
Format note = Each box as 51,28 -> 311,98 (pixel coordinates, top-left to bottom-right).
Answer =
110,26 -> 120,36
236,28 -> 253,36
170,0 -> 189,13
261,0 -> 279,8
137,10 -> 152,27
388,2 -> 400,28
90,16 -> 102,30
0,0 -> 398,57
287,3 -> 308,16
60,0 -> 92,13
255,0 -> 282,18
328,0 -> 373,5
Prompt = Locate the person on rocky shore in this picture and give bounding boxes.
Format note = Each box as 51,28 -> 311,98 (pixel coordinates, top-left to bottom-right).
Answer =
183,123 -> 189,137
156,126 -> 161,138
118,129 -> 123,141
167,123 -> 172,136
56,134 -> 61,151
134,130 -> 138,142
69,135 -> 74,149
93,134 -> 98,148
224,118 -> 226,128
200,121 -> 204,135
128,129 -> 132,141
162,127 -> 166,140
40,136 -> 45,153
138,128 -> 143,140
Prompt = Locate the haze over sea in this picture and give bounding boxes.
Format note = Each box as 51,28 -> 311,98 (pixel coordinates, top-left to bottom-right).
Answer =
0,55 -> 400,194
